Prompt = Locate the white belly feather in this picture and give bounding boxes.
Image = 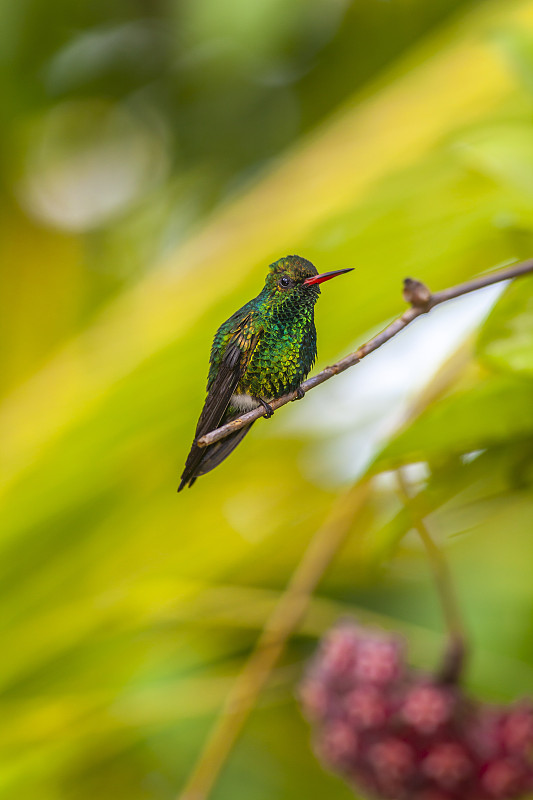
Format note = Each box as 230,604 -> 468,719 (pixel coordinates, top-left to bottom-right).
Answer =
230,393 -> 272,412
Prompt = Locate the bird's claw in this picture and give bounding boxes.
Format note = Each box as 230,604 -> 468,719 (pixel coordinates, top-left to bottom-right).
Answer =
292,386 -> 305,401
258,398 -> 274,418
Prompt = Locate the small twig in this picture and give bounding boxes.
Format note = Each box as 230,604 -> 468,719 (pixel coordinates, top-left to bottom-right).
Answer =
197,258 -> 533,448
176,480 -> 372,800
397,469 -> 466,683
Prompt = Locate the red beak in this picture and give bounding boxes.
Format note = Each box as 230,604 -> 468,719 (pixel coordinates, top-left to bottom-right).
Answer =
303,268 -> 354,286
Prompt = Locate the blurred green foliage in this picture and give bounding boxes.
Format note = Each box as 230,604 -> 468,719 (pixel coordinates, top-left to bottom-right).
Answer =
2,1 -> 533,799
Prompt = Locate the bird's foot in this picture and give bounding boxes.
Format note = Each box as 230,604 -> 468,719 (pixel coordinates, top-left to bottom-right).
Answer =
292,386 -> 305,401
257,397 -> 274,418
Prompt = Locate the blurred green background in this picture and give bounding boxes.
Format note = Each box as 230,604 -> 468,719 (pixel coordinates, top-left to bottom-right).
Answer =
2,0 -> 533,798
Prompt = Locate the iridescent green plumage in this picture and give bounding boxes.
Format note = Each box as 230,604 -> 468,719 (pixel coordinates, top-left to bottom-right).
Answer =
178,255 -> 352,491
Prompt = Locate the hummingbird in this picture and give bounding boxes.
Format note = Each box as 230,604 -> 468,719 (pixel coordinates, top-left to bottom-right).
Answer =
178,255 -> 353,491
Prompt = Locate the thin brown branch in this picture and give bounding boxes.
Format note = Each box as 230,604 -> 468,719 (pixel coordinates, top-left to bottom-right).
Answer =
197,258 -> 533,448
176,480 -> 372,800
397,469 -> 466,683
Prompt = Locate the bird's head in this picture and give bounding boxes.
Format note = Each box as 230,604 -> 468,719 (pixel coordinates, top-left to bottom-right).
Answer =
263,255 -> 353,308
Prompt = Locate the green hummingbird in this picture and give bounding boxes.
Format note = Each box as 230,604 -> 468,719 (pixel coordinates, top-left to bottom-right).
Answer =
178,255 -> 353,491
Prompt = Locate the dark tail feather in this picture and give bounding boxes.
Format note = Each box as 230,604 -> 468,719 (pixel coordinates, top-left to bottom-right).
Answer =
196,423 -> 253,477
178,422 -> 254,491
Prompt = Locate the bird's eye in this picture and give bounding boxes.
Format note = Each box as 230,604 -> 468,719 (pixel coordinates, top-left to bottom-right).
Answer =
279,276 -> 291,288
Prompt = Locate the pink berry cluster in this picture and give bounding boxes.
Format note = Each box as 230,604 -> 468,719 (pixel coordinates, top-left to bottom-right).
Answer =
299,623 -> 533,800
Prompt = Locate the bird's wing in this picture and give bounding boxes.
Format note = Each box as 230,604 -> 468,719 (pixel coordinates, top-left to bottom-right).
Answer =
194,313 -> 262,439
178,313 -> 262,491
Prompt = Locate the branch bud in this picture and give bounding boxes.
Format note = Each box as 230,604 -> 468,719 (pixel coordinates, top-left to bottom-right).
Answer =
403,278 -> 432,308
